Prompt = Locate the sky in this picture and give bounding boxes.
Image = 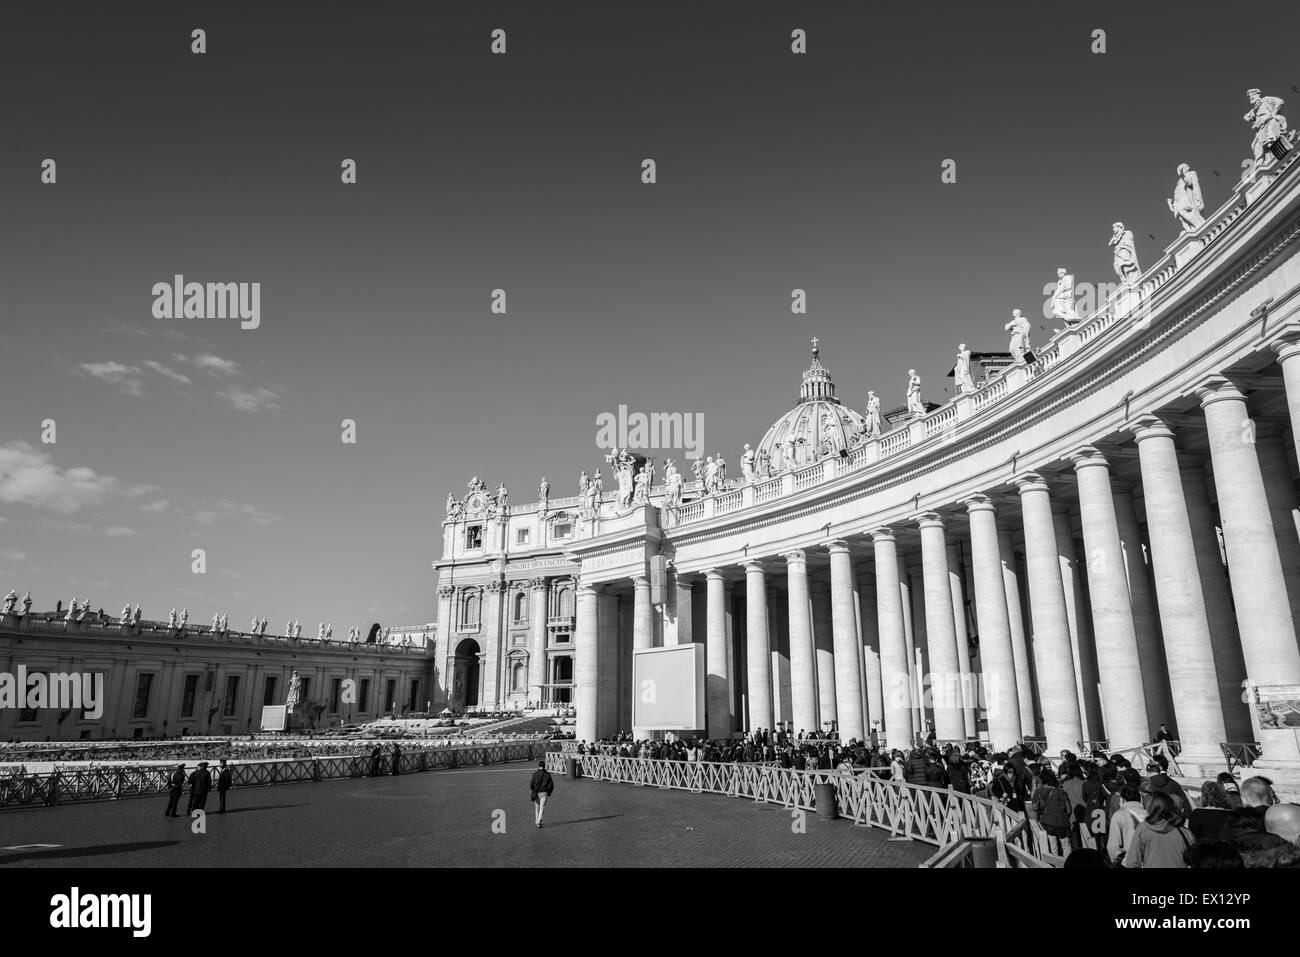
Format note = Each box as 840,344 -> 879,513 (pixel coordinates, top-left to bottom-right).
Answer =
2,0 -> 1298,632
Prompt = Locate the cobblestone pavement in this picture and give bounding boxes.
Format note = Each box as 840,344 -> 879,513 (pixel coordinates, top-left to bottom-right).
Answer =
0,762 -> 930,867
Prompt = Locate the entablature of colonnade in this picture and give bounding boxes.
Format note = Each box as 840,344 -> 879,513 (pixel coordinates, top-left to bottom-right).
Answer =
563,503 -> 666,585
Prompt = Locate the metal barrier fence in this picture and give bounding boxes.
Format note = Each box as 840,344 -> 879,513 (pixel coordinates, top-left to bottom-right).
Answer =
0,742 -> 555,810
544,752 -> 1052,867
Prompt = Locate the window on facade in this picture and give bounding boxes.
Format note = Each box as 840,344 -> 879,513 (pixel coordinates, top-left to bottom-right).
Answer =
331,677 -> 342,712
463,592 -> 481,628
513,591 -> 527,622
182,674 -> 200,717
554,523 -> 572,539
223,676 -> 240,717
385,679 -> 397,713
300,676 -> 312,702
132,673 -> 154,719
263,675 -> 278,707
465,524 -> 483,549
409,679 -> 420,712
556,631 -> 572,644
557,586 -> 575,617
516,528 -> 530,545
358,677 -> 371,712
512,660 -> 526,691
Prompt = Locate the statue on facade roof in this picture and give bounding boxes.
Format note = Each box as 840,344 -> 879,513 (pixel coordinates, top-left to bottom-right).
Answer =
21,591 -> 31,616
741,444 -> 756,483
1051,268 -> 1081,324
757,447 -> 772,478
168,608 -> 177,629
179,607 -> 188,627
906,370 -> 924,415
538,477 -> 549,504
495,482 -> 509,513
664,460 -> 683,507
1006,309 -> 1032,363
1110,222 -> 1141,282
633,464 -> 651,505
715,452 -> 727,488
1245,89 -> 1290,171
865,391 -> 882,437
954,345 -> 975,394
2,590 -> 17,615
690,458 -> 704,485
1168,164 -> 1205,232
703,456 -> 718,493
120,604 -> 132,626
578,470 -> 588,497
133,605 -> 142,625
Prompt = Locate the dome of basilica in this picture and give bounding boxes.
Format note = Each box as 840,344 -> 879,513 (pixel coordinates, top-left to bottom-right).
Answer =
755,339 -> 868,474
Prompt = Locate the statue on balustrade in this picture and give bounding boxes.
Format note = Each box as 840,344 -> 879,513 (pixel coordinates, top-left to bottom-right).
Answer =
820,413 -> 847,458
664,460 -> 683,507
212,612 -> 221,632
538,477 -> 549,505
293,619 -> 302,638
445,493 -> 462,520
259,618 -> 268,636
2,590 -> 17,615
954,345 -> 975,394
251,617 -> 260,634
496,482 -> 509,513
1109,222 -> 1141,282
741,443 -> 756,483
1005,309 -> 1032,363
179,607 -> 188,628
133,605 -> 142,626
906,370 -> 924,415
757,447 -> 772,478
715,452 -> 727,488
578,470 -> 588,498
703,456 -> 718,493
325,623 -> 333,640
65,599 -> 78,623
783,436 -> 797,470
1051,268 -> 1081,324
690,458 -> 704,486
1167,164 -> 1205,232
632,464 -> 651,505
1245,89 -> 1290,173
120,604 -> 132,626
219,613 -> 228,633
75,600 -> 87,622
168,608 -> 177,629
865,391 -> 882,437
21,592 -> 31,616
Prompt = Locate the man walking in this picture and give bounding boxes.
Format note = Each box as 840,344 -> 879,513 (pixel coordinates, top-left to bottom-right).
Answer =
529,760 -> 555,828
187,761 -> 211,813
164,763 -> 186,817
216,759 -> 233,813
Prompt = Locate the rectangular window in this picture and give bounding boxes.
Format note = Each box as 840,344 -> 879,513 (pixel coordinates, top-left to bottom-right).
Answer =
358,677 -> 370,712
263,675 -> 278,707
554,523 -> 572,539
385,679 -> 397,713
331,677 -> 342,712
300,676 -> 312,702
132,673 -> 155,719
223,675 -> 240,717
516,528 -> 530,545
465,525 -> 483,549
409,679 -> 420,712
181,674 -> 200,717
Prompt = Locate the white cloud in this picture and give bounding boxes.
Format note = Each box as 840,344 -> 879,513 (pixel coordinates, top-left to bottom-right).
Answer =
219,386 -> 281,412
0,442 -> 123,514
176,353 -> 240,377
142,360 -> 192,385
77,361 -> 145,395
102,526 -> 142,537
193,499 -> 278,526
0,549 -> 26,562
140,499 -> 171,514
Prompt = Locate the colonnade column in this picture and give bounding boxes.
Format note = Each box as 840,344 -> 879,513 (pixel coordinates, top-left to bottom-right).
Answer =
784,550 -> 819,737
575,582 -> 602,743
946,540 -> 977,738
1071,448 -> 1151,749
705,570 -> 731,738
1053,505 -> 1104,741
811,582 -> 837,732
528,578 -> 548,707
1131,418 -> 1228,765
964,496 -> 1022,749
872,529 -> 912,750
672,573 -> 694,646
744,562 -> 773,733
828,541 -> 866,742
997,525 -> 1036,734
631,576 -> 654,738
1016,473 -> 1084,752
917,515 -> 965,742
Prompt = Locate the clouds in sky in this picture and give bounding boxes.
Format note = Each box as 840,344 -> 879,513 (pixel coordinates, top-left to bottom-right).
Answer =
74,349 -> 280,411
218,386 -> 280,411
0,441 -> 124,513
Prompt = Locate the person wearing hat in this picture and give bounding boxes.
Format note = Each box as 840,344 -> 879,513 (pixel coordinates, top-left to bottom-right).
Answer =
164,762 -> 186,818
216,759 -> 233,813
187,761 -> 212,813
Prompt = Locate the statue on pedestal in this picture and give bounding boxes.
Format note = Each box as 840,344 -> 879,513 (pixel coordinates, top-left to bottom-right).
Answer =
954,344 -> 975,394
1245,89 -> 1290,172
703,456 -> 718,494
293,619 -> 301,639
325,623 -> 333,640
715,453 -> 727,488
286,669 -> 302,713
2,590 -> 17,615
578,470 -> 588,498
1167,164 -> 1205,232
495,482 -> 509,513
690,458 -> 704,486
1005,309 -> 1032,363
906,370 -> 924,415
757,448 -> 771,478
1110,222 -> 1141,282
783,437 -> 797,471
212,612 -> 221,632
120,604 -> 132,626
865,391 -> 882,436
741,444 -> 756,483
538,477 -> 549,506
179,607 -> 188,628
64,599 -> 77,623
219,613 -> 228,633
664,460 -> 683,507
632,465 -> 651,505
133,605 -> 142,627
21,592 -> 31,616
1051,268 -> 1081,324
168,608 -> 177,629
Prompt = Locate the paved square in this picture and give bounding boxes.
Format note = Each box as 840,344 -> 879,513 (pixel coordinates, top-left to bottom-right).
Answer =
0,762 -> 928,867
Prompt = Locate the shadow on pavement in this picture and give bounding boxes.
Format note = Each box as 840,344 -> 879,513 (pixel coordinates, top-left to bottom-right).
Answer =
0,841 -> 179,865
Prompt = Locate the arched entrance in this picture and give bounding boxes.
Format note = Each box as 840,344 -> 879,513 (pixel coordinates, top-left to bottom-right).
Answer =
452,638 -> 481,712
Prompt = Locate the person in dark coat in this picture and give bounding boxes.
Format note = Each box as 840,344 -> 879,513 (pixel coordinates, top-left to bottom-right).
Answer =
216,759 -> 233,813
369,744 -> 382,777
903,749 -> 930,786
391,743 -> 402,775
529,760 -> 555,827
186,761 -> 211,813
164,763 -> 186,817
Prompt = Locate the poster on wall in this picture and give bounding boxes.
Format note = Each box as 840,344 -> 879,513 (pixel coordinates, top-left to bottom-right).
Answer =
1254,684 -> 1300,730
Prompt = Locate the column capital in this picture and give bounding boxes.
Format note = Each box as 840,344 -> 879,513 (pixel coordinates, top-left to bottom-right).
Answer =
1013,471 -> 1051,494
743,560 -> 766,575
1131,414 -> 1177,444
528,576 -> 548,591
704,568 -> 727,582
868,526 -> 896,543
436,585 -> 456,599
782,549 -> 807,565
632,575 -> 650,589
576,581 -> 602,596
962,493 -> 996,514
916,511 -> 945,530
825,539 -> 852,555
1271,336 -> 1300,363
1068,445 -> 1110,471
1195,375 -> 1248,408
485,578 -> 507,594
673,570 -> 699,585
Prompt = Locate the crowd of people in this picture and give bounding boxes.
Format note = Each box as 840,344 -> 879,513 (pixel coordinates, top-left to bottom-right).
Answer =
574,729 -> 1300,868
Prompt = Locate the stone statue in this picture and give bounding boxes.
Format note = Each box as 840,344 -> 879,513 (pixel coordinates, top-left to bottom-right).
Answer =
783,437 -> 796,471
133,605 -> 142,625
1051,268 -> 1081,324
495,482 -> 508,512
219,613 -> 227,632
741,444 -> 756,483
1244,89 -> 1290,170
251,617 -> 259,634
179,607 -> 188,627
757,448 -> 771,478
578,470 -> 588,497
1109,222 -> 1141,282
259,618 -> 268,635
1005,309 -> 1032,363
865,391 -> 882,436
75,600 -> 87,622
120,604 -> 132,626
906,370 -> 924,415
703,456 -> 718,494
325,623 -> 333,640
690,458 -> 704,485
583,475 -> 599,515
2,590 -> 17,615
954,344 -> 975,394
716,453 -> 727,488
293,620 -> 301,639
612,449 -> 635,507
538,477 -> 549,504
21,592 -> 31,615
168,608 -> 177,629
664,460 -> 683,507
467,476 -> 487,495
632,464 -> 651,505
317,622 -> 325,640
286,669 -> 302,713
445,493 -> 460,518
64,600 -> 76,623
285,620 -> 293,637
212,612 -> 221,631
1167,164 -> 1205,232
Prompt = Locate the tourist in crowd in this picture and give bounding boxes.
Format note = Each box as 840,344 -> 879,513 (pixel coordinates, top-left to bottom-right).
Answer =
186,761 -> 212,813
164,762 -> 186,818
216,759 -> 233,814
1188,781 -> 1233,842
1030,768 -> 1074,855
990,762 -> 1027,813
1124,791 -> 1192,868
1106,784 -> 1148,864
